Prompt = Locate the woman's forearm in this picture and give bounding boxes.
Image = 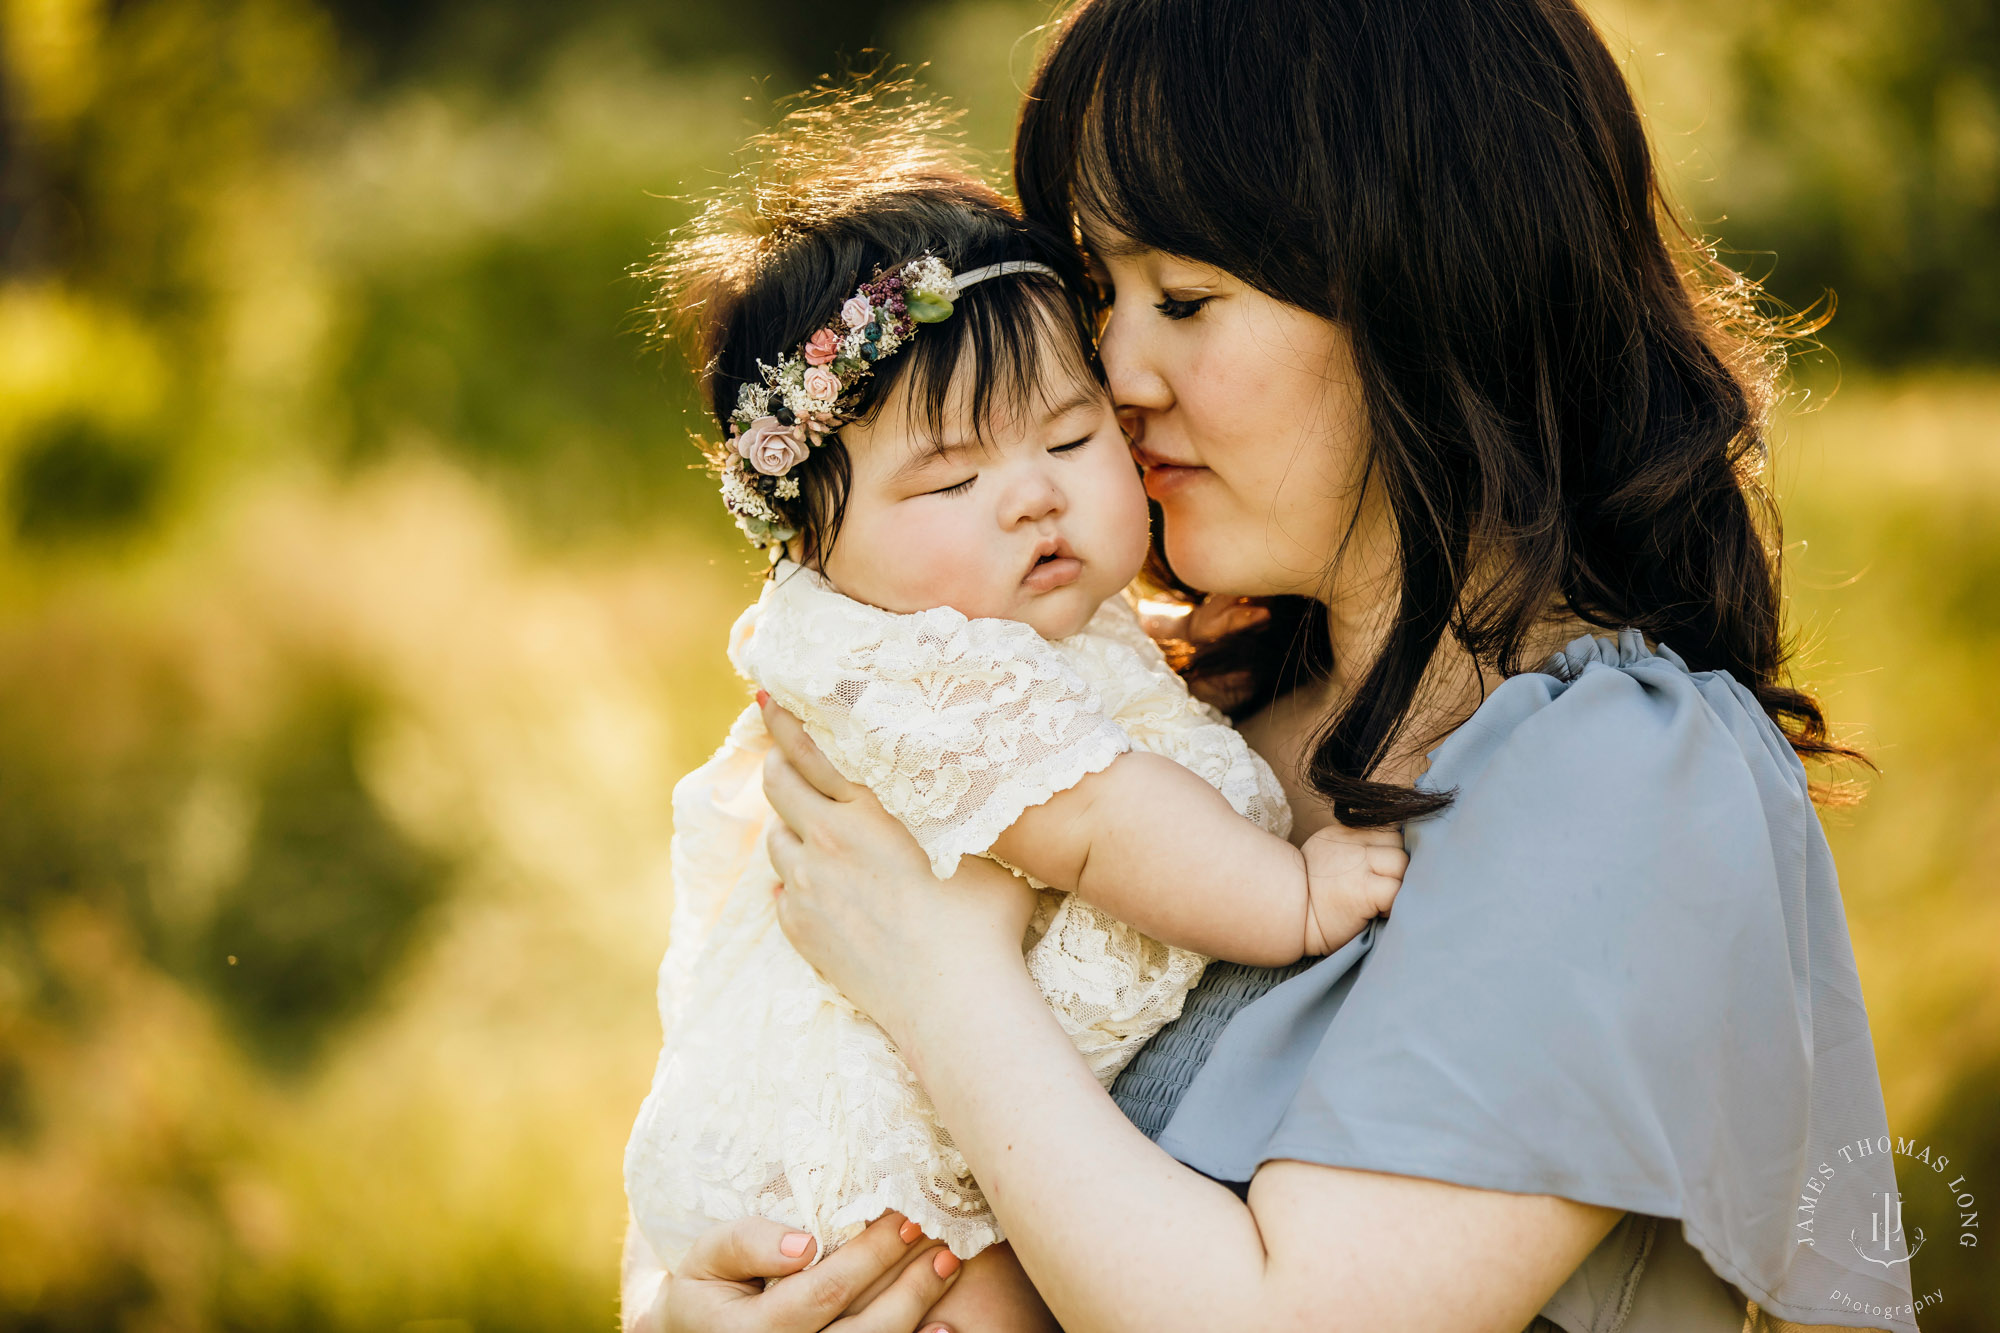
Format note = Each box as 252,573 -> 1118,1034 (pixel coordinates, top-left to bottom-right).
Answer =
895,960 -> 1615,1333
893,955 -> 1280,1333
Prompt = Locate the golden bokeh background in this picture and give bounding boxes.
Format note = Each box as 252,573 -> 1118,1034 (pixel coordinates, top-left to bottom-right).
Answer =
0,0 -> 1994,1328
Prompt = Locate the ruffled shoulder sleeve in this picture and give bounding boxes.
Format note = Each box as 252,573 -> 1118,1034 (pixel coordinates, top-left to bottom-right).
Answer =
1156,630 -> 1916,1332
734,562 -> 1129,878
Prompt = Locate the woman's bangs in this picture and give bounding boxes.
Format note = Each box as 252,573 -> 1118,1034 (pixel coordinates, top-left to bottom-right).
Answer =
1070,70 -> 1214,264
1022,1 -> 1261,273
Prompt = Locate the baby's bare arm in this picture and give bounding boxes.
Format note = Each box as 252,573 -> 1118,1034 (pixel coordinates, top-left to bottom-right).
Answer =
990,752 -> 1316,966
990,754 -> 1409,964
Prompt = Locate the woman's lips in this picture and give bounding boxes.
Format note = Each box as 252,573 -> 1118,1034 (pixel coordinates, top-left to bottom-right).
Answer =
1023,555 -> 1083,592
1135,449 -> 1209,500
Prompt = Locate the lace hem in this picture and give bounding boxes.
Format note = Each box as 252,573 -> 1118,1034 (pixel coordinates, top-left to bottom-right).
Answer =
921,718 -> 1128,878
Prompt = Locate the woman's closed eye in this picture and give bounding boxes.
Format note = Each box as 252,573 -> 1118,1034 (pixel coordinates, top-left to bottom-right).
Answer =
1155,294 -> 1211,321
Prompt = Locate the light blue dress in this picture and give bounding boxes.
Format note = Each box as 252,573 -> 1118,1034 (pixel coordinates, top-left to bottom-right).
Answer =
1112,632 -> 1919,1332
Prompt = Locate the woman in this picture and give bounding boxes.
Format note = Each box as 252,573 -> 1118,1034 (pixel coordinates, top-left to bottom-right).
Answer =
630,0 -> 1917,1329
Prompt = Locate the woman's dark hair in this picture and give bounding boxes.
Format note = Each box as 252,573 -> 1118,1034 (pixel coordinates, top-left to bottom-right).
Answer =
645,86 -> 1098,563
1017,0 -> 1853,823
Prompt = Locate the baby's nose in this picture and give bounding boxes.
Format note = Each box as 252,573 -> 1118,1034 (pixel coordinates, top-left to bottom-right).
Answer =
1005,468 -> 1065,526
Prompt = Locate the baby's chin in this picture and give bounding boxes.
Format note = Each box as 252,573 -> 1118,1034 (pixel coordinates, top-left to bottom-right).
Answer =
1012,575 -> 1129,640
1016,599 -> 1098,640
826,560 -> 1128,638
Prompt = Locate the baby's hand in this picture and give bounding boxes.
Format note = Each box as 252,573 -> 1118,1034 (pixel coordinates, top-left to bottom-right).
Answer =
1300,823 -> 1407,955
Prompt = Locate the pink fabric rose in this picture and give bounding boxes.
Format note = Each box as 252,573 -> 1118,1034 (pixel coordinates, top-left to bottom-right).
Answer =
841,296 -> 872,330
801,366 -> 841,402
803,328 -> 841,365
736,415 -> 810,476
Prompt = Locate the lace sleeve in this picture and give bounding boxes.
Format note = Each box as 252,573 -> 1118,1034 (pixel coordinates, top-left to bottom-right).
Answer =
736,563 -> 1129,879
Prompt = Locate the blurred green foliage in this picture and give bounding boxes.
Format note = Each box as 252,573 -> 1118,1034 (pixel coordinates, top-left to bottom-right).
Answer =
0,0 -> 1995,1329
8,414 -> 165,545
1599,0 -> 2000,364
194,683 -> 446,1071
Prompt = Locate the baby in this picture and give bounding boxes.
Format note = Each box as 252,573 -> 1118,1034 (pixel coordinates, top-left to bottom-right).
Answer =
624,133 -> 1405,1331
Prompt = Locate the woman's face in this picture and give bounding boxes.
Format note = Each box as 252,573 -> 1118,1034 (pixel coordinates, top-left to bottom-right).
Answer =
1086,226 -> 1377,600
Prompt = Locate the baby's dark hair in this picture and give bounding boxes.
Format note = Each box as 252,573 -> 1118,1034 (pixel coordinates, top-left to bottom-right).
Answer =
645,86 -> 1100,563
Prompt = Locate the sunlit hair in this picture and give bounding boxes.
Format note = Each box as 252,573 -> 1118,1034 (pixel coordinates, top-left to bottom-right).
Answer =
642,82 -> 1099,564
1017,0 -> 1853,823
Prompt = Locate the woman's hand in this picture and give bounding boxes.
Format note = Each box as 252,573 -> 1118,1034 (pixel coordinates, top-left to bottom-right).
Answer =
757,694 -> 1036,1044
629,1212 -> 964,1333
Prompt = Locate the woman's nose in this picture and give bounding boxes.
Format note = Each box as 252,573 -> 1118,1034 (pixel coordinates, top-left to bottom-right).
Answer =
1098,302 -> 1171,418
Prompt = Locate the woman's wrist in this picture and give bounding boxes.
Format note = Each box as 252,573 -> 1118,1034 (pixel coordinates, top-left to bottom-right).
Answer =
880,918 -> 1038,1082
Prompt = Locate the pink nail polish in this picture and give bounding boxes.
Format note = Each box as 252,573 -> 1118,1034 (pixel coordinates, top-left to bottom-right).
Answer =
899,1219 -> 923,1244
932,1249 -> 961,1278
780,1232 -> 811,1258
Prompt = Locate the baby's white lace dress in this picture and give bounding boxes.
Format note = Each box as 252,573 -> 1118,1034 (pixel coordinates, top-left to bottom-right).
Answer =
624,562 -> 1290,1269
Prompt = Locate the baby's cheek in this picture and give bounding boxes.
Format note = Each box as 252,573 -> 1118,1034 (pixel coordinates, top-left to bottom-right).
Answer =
856,507 -> 1007,617
1097,454 -> 1156,573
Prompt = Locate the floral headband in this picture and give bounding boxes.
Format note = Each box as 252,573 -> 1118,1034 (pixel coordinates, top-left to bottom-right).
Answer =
717,254 -> 1058,548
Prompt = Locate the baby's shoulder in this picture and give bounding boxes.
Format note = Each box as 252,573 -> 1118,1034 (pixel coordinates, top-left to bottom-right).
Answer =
1069,593 -> 1172,663
1057,595 -> 1221,726
1062,597 -> 1291,835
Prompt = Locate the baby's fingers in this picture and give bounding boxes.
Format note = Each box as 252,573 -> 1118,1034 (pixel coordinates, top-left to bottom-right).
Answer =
1367,845 -> 1409,879
1367,847 -> 1408,913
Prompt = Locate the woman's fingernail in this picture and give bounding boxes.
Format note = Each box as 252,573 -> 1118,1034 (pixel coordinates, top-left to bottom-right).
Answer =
932,1249 -> 961,1278
756,689 -> 771,707
899,1219 -> 923,1244
780,1232 -> 812,1257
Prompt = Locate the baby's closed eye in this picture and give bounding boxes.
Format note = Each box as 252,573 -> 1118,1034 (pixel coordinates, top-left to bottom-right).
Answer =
920,474 -> 977,498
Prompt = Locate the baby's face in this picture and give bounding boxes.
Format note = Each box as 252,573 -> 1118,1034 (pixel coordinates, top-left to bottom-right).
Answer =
816,355 -> 1150,640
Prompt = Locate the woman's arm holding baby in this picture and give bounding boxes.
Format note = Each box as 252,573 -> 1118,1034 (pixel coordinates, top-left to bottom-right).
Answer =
989,752 -> 1405,965
756,708 -> 1619,1333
